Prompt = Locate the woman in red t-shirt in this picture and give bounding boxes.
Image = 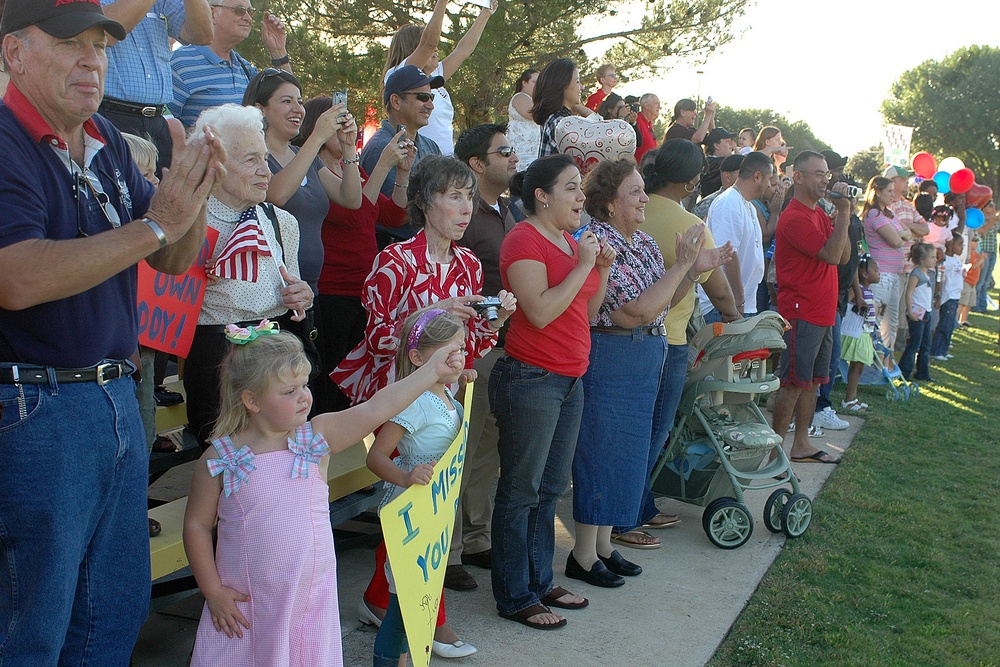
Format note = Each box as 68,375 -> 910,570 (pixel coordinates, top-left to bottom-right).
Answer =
491,154 -> 616,631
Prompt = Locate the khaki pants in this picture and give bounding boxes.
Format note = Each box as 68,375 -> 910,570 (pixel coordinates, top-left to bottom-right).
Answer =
449,347 -> 502,564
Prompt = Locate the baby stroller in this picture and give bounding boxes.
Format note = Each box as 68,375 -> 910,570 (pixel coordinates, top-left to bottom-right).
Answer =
650,312 -> 813,549
837,328 -> 918,401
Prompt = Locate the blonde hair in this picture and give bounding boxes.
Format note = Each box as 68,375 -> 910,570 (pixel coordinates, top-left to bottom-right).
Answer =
394,307 -> 464,380
121,132 -> 158,175
211,331 -> 312,440
383,25 -> 424,82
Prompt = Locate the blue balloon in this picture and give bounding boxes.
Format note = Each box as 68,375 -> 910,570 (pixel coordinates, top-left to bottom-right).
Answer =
933,171 -> 952,194
966,207 -> 985,229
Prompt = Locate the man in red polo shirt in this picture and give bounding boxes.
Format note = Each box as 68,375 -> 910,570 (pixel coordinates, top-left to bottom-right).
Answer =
771,150 -> 852,464
634,93 -> 659,163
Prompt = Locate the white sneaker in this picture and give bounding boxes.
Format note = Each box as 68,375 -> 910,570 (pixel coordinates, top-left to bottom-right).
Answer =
788,422 -> 825,437
812,407 -> 849,430
945,353 -> 955,359
931,355 -> 948,361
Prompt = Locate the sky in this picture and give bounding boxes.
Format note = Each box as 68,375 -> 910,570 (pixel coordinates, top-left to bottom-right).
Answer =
586,0 -> 1000,158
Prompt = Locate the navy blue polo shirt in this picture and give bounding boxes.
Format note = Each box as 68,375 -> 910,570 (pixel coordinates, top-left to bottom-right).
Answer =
0,85 -> 155,367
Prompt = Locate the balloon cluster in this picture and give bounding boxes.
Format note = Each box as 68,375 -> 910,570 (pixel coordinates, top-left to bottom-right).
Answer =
910,151 -> 992,228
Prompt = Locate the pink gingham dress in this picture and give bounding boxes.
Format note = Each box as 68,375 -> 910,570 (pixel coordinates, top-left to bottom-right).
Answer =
190,424 -> 343,667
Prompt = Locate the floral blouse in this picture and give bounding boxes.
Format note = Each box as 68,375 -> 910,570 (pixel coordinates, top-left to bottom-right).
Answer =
590,220 -> 667,327
329,230 -> 497,404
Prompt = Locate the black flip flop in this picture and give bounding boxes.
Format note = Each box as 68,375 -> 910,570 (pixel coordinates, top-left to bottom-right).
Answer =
541,586 -> 589,610
498,603 -> 567,630
791,450 -> 840,464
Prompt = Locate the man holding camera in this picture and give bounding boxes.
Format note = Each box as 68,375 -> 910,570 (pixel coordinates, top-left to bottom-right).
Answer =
770,151 -> 852,464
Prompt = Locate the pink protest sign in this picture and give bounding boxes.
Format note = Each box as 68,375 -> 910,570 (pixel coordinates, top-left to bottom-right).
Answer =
136,228 -> 219,357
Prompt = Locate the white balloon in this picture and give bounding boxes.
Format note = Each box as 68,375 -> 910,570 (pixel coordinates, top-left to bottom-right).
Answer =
939,156 -> 966,173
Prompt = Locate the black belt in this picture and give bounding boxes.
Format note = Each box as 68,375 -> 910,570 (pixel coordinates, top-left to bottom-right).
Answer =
0,361 -> 133,386
590,324 -> 667,337
100,98 -> 165,118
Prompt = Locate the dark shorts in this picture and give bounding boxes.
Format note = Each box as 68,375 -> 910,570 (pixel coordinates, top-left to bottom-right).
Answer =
778,319 -> 833,388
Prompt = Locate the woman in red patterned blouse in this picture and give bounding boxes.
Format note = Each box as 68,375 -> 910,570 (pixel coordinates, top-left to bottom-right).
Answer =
331,155 -> 516,655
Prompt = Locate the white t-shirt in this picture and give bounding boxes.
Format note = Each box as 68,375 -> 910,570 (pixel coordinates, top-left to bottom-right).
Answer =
941,254 -> 964,302
700,185 -> 764,315
385,61 -> 455,156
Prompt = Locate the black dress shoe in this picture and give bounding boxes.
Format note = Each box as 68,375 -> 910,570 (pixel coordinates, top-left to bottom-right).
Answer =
599,550 -> 642,576
565,552 -> 625,588
154,385 -> 184,407
461,549 -> 492,570
443,564 -> 477,591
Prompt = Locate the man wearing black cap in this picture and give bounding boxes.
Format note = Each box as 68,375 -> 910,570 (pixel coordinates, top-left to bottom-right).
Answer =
0,1 -> 223,662
694,152 -> 743,221
701,126 -> 738,198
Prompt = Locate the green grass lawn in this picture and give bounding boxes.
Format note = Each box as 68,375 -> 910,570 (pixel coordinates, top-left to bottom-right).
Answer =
709,307 -> 1000,667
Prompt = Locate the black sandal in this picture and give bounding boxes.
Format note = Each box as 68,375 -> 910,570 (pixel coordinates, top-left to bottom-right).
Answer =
149,517 -> 162,538
498,603 -> 567,630
541,585 -> 589,610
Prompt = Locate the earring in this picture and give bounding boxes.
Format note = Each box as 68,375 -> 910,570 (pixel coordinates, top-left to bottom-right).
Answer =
609,209 -> 616,218
684,182 -> 697,193
542,202 -> 549,209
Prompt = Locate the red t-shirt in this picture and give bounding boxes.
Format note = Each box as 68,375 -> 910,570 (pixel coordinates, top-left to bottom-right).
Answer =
585,89 -> 607,112
775,198 -> 838,326
634,113 -> 657,163
317,167 -> 406,296
500,222 -> 600,376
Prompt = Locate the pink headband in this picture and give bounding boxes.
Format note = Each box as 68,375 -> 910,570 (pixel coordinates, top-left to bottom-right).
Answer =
406,309 -> 448,353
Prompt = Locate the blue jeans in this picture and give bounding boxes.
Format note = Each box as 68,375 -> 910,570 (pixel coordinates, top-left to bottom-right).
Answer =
615,343 -> 687,533
975,251 -> 997,311
899,314 -> 932,379
930,299 -> 959,357
0,369 -> 150,666
372,594 -> 408,667
489,356 -> 583,616
816,310 -> 843,411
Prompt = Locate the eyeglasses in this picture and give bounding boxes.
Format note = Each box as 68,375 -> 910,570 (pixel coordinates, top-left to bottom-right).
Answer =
214,4 -> 256,16
802,170 -> 833,180
396,92 -> 435,103
487,146 -> 516,158
74,171 -> 121,238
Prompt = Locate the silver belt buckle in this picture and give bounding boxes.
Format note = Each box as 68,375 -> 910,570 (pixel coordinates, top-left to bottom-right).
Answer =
140,106 -> 158,118
95,362 -> 115,385
653,324 -> 666,336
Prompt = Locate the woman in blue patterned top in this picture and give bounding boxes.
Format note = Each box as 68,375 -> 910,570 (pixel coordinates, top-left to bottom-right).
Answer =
567,158 -> 732,587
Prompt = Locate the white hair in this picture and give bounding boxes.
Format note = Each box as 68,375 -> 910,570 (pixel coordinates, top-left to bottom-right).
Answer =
190,104 -> 263,151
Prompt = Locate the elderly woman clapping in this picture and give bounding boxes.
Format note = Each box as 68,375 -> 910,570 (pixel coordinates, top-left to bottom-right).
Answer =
182,104 -> 313,446
567,158 -> 732,582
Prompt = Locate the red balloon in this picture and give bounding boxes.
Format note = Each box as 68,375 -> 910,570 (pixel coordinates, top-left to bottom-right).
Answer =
911,152 -> 937,179
949,168 -> 975,194
966,183 -> 994,209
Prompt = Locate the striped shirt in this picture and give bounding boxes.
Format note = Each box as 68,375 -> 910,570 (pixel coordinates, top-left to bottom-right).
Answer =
102,0 -> 186,105
170,45 -> 258,126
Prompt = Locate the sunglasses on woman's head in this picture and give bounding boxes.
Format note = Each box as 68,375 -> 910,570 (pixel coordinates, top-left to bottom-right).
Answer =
396,92 -> 435,103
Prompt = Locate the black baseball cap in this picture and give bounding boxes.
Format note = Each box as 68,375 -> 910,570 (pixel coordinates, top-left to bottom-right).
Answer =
704,127 -> 738,147
383,65 -> 445,106
820,150 -> 848,169
720,154 -> 744,172
2,0 -> 126,41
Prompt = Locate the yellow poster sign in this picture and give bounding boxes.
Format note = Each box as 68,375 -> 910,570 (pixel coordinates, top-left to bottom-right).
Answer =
380,386 -> 472,667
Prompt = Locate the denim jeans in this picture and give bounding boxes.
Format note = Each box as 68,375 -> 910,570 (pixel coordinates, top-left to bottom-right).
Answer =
898,314 -> 932,379
489,356 -> 583,616
975,251 -> 997,311
615,343 -> 688,533
816,310 -> 843,411
930,299 -> 959,357
372,594 -> 408,667
0,369 -> 150,666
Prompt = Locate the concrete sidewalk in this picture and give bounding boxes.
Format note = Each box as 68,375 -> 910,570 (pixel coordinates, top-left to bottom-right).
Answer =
133,412 -> 861,667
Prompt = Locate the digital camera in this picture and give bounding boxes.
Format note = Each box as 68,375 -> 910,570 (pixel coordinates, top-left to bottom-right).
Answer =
472,297 -> 503,322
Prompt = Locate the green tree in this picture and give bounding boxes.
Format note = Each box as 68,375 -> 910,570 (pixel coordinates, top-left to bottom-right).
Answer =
845,145 -> 883,186
240,0 -> 748,131
714,106 -> 831,157
881,45 -> 1000,192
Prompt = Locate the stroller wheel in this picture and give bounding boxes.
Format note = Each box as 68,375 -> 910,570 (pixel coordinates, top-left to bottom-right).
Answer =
781,493 -> 813,538
763,488 -> 792,533
701,497 -> 732,534
703,499 -> 754,549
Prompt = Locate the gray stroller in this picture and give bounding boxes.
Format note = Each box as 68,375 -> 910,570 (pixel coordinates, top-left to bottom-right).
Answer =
650,312 -> 813,549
